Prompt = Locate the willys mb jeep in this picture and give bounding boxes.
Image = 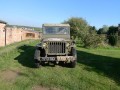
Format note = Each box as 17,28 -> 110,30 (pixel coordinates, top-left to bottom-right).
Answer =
34,24 -> 77,68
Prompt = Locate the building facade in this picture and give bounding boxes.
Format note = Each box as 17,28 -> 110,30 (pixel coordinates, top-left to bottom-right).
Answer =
0,21 -> 41,47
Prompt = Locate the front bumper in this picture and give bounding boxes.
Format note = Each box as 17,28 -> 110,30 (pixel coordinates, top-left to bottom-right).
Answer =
40,56 -> 76,62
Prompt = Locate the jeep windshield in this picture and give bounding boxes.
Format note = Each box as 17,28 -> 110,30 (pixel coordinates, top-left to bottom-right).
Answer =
43,26 -> 69,35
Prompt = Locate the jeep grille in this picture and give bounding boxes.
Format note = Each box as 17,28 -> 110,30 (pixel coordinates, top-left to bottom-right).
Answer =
48,42 -> 66,55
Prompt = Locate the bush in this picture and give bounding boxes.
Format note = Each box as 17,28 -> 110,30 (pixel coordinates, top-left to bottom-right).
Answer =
116,36 -> 120,47
81,32 -> 104,48
108,34 -> 118,46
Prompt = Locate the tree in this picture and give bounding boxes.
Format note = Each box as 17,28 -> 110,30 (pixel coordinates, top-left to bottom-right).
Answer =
97,25 -> 109,34
89,26 -> 97,34
89,26 -> 97,31
107,26 -> 118,46
63,17 -> 103,47
107,26 -> 118,35
63,17 -> 89,39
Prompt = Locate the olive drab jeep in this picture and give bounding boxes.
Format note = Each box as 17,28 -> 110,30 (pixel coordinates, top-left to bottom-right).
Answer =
34,24 -> 77,68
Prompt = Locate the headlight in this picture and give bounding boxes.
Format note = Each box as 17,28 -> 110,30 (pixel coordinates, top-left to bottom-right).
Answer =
66,43 -> 70,47
43,43 -> 47,48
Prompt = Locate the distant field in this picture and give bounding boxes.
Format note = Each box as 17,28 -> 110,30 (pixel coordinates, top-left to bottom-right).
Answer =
0,40 -> 120,90
7,25 -> 42,32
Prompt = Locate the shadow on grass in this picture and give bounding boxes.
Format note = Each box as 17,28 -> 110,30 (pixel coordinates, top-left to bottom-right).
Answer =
15,45 -> 36,68
15,45 -> 120,84
77,50 -> 120,85
41,61 -> 71,68
14,45 -> 70,68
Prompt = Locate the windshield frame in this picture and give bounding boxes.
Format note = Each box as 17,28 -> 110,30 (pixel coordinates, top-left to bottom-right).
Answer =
42,26 -> 70,35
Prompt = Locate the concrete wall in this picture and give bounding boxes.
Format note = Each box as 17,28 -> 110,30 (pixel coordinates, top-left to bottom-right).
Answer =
0,23 -> 40,47
5,27 -> 23,45
0,23 -> 6,29
0,23 -> 6,46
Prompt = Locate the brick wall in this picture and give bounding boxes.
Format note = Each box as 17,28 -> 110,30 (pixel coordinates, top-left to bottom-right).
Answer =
0,23 -> 40,47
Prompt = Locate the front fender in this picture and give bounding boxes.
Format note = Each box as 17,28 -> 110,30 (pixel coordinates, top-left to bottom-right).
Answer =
71,44 -> 76,48
36,43 -> 42,48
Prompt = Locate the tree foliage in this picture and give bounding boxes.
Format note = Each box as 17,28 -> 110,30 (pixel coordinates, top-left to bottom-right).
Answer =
63,17 -> 89,39
107,26 -> 119,46
63,17 -> 103,47
97,25 -> 109,34
107,26 -> 118,35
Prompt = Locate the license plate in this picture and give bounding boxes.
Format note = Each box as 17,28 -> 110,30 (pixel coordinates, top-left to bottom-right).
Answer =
41,57 -> 55,61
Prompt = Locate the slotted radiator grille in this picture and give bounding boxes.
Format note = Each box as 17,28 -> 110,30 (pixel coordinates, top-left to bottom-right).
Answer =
48,42 -> 66,54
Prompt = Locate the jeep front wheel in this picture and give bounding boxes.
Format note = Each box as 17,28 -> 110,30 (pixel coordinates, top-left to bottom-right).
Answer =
70,48 -> 77,68
35,59 -> 41,68
70,60 -> 76,68
34,48 -> 41,68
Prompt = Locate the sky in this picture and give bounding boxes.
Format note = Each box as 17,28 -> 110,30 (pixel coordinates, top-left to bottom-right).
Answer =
0,0 -> 119,28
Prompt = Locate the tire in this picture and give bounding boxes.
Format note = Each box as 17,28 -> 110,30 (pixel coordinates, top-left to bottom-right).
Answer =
35,60 -> 41,68
34,48 -> 41,68
70,48 -> 77,68
70,60 -> 76,68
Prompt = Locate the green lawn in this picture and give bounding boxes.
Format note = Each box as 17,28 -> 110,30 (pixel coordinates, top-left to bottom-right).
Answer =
0,40 -> 120,90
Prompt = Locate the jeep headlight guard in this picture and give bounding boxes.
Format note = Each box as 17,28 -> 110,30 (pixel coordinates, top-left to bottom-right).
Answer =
66,42 -> 70,47
43,42 -> 47,48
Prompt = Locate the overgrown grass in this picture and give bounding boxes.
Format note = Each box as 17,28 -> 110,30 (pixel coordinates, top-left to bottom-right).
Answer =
0,40 -> 120,90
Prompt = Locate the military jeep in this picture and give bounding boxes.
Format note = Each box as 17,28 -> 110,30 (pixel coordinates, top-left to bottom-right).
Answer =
34,24 -> 77,68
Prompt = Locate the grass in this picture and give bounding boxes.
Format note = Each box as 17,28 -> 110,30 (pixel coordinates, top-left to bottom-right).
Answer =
0,40 -> 120,90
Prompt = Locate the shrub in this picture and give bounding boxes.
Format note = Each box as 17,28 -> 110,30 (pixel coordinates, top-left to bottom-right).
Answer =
108,34 -> 118,46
